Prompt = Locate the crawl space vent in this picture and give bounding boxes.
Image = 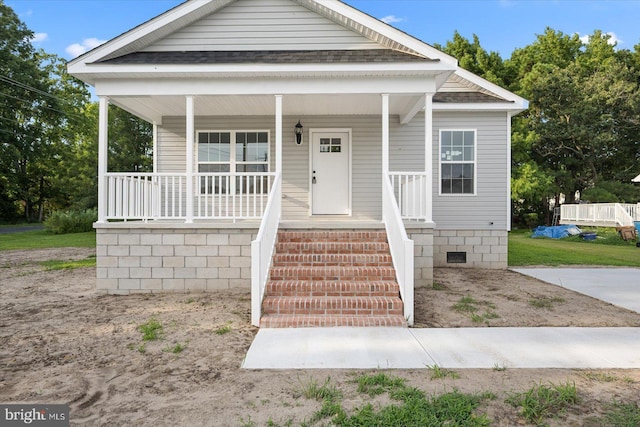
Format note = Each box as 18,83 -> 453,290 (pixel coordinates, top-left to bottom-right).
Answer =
446,252 -> 467,264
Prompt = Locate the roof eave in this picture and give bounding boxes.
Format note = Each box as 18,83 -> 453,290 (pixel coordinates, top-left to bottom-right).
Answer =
70,61 -> 456,86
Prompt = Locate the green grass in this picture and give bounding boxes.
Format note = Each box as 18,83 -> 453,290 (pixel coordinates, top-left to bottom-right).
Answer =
506,381 -> 578,425
603,401 -> 640,426
0,230 -> 95,251
39,257 -> 96,270
509,229 -> 640,267
302,375 -> 490,427
452,295 -> 500,324
528,296 -> 566,309
138,318 -> 164,341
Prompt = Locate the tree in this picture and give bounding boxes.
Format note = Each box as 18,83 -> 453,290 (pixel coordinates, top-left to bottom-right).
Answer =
434,31 -> 511,87
0,0 -> 56,221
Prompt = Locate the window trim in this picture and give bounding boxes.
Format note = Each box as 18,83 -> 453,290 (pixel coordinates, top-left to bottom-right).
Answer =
196,129 -> 271,194
438,129 -> 477,196
196,129 -> 270,171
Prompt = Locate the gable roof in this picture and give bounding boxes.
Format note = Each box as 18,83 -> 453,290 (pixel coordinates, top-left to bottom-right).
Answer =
67,0 -> 527,111
69,0 -> 457,66
99,49 -> 436,65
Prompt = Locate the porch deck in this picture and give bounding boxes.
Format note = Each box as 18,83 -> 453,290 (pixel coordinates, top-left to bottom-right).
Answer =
560,203 -> 640,227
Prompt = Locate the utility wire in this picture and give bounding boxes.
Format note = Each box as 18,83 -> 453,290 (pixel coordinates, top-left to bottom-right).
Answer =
0,74 -> 79,107
0,91 -> 84,121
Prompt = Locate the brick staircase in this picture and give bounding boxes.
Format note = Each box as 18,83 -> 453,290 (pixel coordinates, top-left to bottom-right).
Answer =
260,230 -> 407,328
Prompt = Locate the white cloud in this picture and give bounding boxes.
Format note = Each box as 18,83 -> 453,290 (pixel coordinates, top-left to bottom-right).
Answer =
578,32 -> 622,46
31,33 -> 48,43
380,15 -> 404,24
65,38 -> 107,58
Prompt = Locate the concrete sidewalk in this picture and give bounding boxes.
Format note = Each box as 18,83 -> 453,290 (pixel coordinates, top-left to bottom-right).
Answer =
513,268 -> 640,313
242,327 -> 640,369
243,268 -> 640,370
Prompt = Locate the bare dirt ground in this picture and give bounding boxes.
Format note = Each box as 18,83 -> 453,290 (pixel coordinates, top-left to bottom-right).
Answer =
1,247 -> 639,426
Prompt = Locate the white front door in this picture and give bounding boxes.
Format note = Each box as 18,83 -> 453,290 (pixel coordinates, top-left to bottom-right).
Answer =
311,131 -> 351,215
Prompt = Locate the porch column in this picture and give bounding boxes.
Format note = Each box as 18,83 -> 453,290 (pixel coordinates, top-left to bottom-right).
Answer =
97,96 -> 109,223
185,96 -> 195,223
381,94 -> 390,173
424,93 -> 434,223
275,95 -> 283,173
152,122 -> 158,173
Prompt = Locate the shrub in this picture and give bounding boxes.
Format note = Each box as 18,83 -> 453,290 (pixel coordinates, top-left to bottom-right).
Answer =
44,209 -> 97,234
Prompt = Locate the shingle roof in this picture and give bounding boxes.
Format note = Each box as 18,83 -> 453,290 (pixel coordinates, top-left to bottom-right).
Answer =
433,92 -> 510,103
99,49 -> 436,65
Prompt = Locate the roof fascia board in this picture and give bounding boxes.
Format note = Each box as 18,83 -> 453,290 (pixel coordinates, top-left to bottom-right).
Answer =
454,68 -> 528,109
72,60 -> 454,77
68,0 -> 234,68
433,103 -> 526,113
304,0 -> 458,67
95,75 -> 438,96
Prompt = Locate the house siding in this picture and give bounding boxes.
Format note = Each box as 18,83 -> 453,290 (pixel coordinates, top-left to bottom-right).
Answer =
389,111 -> 509,230
157,115 -> 383,220
143,0 -> 381,52
158,110 -> 509,230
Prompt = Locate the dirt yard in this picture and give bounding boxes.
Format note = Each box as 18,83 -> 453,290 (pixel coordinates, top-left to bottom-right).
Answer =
1,248 -> 639,426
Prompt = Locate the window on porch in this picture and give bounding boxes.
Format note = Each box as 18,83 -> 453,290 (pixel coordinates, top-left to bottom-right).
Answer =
198,130 -> 270,195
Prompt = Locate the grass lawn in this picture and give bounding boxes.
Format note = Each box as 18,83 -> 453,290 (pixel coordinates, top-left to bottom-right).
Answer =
0,230 -> 95,251
509,228 -> 640,267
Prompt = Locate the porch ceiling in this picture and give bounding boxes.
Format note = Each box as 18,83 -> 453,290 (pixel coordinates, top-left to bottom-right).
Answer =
109,93 -> 423,125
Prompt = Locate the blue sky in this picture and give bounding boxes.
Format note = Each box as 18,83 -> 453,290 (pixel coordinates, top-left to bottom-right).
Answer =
7,0 -> 640,60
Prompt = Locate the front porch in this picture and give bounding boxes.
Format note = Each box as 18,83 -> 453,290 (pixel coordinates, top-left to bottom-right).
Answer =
95,89 -> 440,327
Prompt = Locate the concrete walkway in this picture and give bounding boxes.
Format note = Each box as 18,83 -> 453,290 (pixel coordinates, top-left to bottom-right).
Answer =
243,268 -> 640,370
514,268 -> 640,313
242,327 -> 640,369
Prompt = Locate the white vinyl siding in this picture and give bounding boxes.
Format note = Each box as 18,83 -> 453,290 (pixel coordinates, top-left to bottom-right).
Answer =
389,111 -> 509,230
156,115 -> 383,221
156,111 -> 509,228
143,0 -> 381,52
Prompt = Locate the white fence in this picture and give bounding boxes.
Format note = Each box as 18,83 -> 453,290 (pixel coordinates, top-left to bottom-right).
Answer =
382,173 -> 414,325
388,172 -> 429,220
560,203 -> 640,227
105,172 -> 275,221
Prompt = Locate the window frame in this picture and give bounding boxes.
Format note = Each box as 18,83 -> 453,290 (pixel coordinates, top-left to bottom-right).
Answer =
196,129 -> 270,194
438,129 -> 477,196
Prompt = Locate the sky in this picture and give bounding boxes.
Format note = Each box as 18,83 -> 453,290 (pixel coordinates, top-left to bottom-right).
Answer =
6,0 -> 640,61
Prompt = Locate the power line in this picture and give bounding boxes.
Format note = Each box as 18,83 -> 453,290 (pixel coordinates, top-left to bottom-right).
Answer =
0,74 -> 79,107
0,91 -> 84,121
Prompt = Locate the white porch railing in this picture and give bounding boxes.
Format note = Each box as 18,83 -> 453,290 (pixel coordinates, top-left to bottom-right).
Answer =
388,172 -> 429,220
104,172 -> 275,221
560,203 -> 640,227
250,172 -> 281,327
382,172 -> 414,325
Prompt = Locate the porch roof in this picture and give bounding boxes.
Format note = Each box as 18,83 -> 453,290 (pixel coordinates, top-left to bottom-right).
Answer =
100,49 -> 436,65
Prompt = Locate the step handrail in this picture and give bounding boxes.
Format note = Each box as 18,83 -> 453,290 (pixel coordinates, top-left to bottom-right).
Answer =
382,172 -> 414,325
250,172 -> 281,327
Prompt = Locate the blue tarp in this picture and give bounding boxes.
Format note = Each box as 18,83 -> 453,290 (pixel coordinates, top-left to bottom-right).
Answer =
532,225 -> 581,239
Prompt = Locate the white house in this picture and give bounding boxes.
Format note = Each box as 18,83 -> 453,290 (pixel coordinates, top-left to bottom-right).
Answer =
68,0 -> 527,328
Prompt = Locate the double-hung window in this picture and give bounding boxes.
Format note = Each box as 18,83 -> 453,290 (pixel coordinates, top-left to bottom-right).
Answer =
440,130 -> 476,195
197,130 -> 270,194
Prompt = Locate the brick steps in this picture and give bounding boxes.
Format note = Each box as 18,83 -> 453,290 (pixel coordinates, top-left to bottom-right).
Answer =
260,314 -> 407,328
270,266 -> 397,281
275,241 -> 390,254
265,280 -> 400,297
262,296 -> 403,316
272,253 -> 393,267
260,230 -> 406,328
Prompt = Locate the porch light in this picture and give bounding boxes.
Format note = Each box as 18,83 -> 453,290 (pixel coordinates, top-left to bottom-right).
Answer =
294,120 -> 304,145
